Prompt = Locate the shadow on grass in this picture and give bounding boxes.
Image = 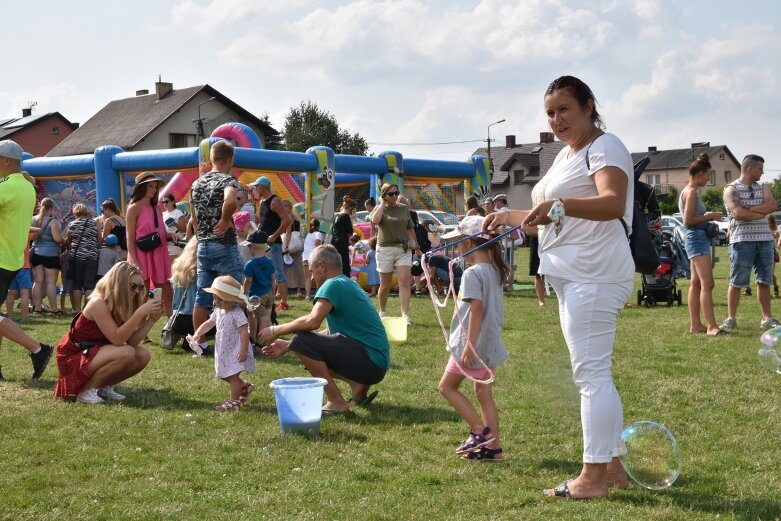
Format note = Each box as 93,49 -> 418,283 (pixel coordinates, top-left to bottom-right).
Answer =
116,386 -> 215,410
357,402 -> 460,425
615,485 -> 781,520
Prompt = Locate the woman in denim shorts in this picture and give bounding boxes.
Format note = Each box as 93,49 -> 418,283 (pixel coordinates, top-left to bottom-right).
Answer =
679,153 -> 726,335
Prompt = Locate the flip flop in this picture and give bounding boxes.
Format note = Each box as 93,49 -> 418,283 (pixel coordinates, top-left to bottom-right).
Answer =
350,390 -> 378,407
321,407 -> 350,416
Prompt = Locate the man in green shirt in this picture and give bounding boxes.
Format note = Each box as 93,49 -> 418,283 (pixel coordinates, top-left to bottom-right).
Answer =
0,140 -> 53,380
259,245 -> 389,414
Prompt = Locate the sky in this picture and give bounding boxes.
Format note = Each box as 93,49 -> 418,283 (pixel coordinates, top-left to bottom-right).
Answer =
4,0 -> 781,180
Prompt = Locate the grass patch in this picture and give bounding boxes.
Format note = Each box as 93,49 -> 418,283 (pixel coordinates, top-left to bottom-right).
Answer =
1,245 -> 780,520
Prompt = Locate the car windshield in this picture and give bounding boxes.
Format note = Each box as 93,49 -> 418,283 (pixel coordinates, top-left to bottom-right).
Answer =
430,211 -> 459,225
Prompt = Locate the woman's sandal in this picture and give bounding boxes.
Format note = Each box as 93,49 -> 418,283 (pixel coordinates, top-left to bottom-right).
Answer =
214,399 -> 241,412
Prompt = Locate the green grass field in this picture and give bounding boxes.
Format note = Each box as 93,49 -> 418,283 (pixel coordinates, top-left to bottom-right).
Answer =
1,246 -> 780,520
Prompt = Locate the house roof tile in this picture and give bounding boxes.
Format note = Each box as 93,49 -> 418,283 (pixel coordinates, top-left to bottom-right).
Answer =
471,140 -> 566,184
631,145 -> 740,171
47,84 -> 278,157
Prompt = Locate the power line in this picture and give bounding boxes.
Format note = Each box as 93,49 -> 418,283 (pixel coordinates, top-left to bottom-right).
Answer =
368,138 -> 488,146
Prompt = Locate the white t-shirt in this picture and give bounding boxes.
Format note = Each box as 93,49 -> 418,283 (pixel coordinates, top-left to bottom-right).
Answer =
302,231 -> 324,262
163,208 -> 185,256
538,133 -> 634,283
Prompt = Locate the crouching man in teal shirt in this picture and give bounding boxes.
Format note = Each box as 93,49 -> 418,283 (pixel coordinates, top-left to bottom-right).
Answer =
260,244 -> 389,414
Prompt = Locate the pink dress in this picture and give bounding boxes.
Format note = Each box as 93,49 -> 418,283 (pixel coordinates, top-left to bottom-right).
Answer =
212,306 -> 255,378
131,205 -> 172,284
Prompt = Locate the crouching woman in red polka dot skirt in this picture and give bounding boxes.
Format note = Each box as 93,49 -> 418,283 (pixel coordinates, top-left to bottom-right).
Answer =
54,261 -> 162,403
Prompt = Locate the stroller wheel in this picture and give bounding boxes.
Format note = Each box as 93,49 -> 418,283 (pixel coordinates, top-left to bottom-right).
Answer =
677,289 -> 683,305
645,297 -> 656,307
637,290 -> 643,306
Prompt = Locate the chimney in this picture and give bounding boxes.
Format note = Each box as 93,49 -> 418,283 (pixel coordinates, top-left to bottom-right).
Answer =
136,89 -> 149,96
155,81 -> 173,100
22,108 -> 32,117
691,141 -> 710,148
505,135 -> 517,148
648,146 -> 657,152
539,131 -> 554,144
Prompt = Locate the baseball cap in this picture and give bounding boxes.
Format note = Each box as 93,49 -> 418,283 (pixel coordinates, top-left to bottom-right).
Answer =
250,176 -> 271,188
104,234 -> 118,247
0,140 -> 23,160
493,193 -> 508,203
441,215 -> 491,240
241,229 -> 270,247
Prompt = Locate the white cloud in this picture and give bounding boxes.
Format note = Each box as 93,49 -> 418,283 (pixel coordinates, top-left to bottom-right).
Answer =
168,0 -> 313,34
1,84 -> 78,119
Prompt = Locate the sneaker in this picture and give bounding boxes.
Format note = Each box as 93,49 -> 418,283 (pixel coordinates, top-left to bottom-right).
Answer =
760,317 -> 781,330
404,315 -> 412,326
455,427 -> 496,454
276,302 -> 289,312
97,386 -> 126,401
378,311 -> 387,318
720,317 -> 737,332
30,343 -> 53,380
76,388 -> 105,404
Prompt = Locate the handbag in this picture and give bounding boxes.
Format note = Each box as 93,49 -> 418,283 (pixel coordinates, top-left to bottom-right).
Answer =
704,222 -> 719,240
136,208 -> 162,252
620,203 -> 661,274
285,230 -> 304,254
160,286 -> 189,350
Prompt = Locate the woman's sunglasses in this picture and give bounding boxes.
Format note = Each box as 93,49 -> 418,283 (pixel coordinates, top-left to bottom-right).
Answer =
130,283 -> 145,293
386,191 -> 399,197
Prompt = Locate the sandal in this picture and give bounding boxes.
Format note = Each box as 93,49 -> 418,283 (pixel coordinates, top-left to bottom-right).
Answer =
214,398 -> 241,412
239,382 -> 254,403
462,446 -> 503,461
52,310 -> 65,316
548,480 -> 572,498
455,427 -> 495,454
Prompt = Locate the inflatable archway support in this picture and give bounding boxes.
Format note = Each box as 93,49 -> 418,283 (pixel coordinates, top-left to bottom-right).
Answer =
94,146 -> 123,208
306,146 -> 336,233
375,151 -> 403,199
464,154 -> 491,203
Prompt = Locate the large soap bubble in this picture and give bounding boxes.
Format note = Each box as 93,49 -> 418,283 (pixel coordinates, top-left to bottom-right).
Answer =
247,295 -> 261,312
758,328 -> 781,374
620,421 -> 681,490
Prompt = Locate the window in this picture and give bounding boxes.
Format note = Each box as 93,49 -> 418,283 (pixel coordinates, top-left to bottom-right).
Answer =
647,174 -> 661,186
719,153 -> 725,160
724,170 -> 732,183
707,170 -> 715,186
170,133 -> 197,148
513,169 -> 525,185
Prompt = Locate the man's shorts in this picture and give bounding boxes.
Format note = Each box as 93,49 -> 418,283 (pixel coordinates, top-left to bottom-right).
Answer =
9,268 -> 32,291
728,240 -> 774,287
0,267 -> 20,302
267,243 -> 287,284
195,241 -> 244,308
289,331 -> 386,385
376,244 -> 413,273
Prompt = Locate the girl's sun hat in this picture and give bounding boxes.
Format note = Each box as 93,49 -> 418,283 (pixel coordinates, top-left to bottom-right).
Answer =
441,215 -> 491,240
203,275 -> 248,304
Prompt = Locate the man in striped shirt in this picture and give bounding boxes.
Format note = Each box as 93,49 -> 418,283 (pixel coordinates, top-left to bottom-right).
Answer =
721,154 -> 780,331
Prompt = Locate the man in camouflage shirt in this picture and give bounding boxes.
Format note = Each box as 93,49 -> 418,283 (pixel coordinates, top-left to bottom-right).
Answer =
190,140 -> 243,330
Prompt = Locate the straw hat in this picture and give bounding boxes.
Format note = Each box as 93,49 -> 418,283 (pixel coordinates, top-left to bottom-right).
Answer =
203,275 -> 248,303
135,171 -> 164,186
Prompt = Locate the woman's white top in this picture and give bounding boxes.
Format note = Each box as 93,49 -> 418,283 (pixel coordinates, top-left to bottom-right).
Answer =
538,133 -> 634,283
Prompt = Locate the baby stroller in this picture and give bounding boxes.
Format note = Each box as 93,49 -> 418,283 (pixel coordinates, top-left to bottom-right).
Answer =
637,233 -> 683,307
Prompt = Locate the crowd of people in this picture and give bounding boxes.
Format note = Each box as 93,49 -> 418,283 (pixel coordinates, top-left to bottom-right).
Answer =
2,74 -> 778,499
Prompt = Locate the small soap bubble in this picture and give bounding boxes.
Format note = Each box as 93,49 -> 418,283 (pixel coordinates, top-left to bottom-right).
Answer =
620,421 -> 681,490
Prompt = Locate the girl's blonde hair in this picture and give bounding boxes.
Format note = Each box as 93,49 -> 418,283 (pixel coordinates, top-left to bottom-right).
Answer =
72,203 -> 90,218
171,238 -> 197,288
91,261 -> 145,324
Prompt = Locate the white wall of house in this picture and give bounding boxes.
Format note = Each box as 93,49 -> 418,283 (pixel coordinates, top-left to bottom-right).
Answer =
642,153 -> 740,194
132,92 -> 267,151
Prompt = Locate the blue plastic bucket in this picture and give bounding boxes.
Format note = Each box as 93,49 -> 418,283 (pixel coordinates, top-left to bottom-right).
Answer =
268,377 -> 328,435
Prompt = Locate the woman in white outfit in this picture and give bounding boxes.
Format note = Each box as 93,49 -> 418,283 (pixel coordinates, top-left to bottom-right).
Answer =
485,75 -> 634,499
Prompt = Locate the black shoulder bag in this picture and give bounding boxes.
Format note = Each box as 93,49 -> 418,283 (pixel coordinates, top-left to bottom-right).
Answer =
586,139 -> 660,274
135,208 -> 163,252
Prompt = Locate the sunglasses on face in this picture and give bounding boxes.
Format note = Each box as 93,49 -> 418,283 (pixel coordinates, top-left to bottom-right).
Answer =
386,192 -> 399,197
130,283 -> 145,293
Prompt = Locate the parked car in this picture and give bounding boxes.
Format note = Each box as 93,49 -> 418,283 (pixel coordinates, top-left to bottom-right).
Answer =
661,215 -> 684,237
716,217 -> 730,246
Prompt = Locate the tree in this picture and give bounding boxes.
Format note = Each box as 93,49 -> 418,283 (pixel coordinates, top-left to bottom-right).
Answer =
769,177 -> 781,205
282,100 -> 369,155
657,186 -> 678,215
700,187 -> 726,212
259,112 -> 283,150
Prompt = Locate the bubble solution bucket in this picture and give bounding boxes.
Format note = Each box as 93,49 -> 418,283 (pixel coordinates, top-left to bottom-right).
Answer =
381,316 -> 407,346
269,377 -> 328,435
